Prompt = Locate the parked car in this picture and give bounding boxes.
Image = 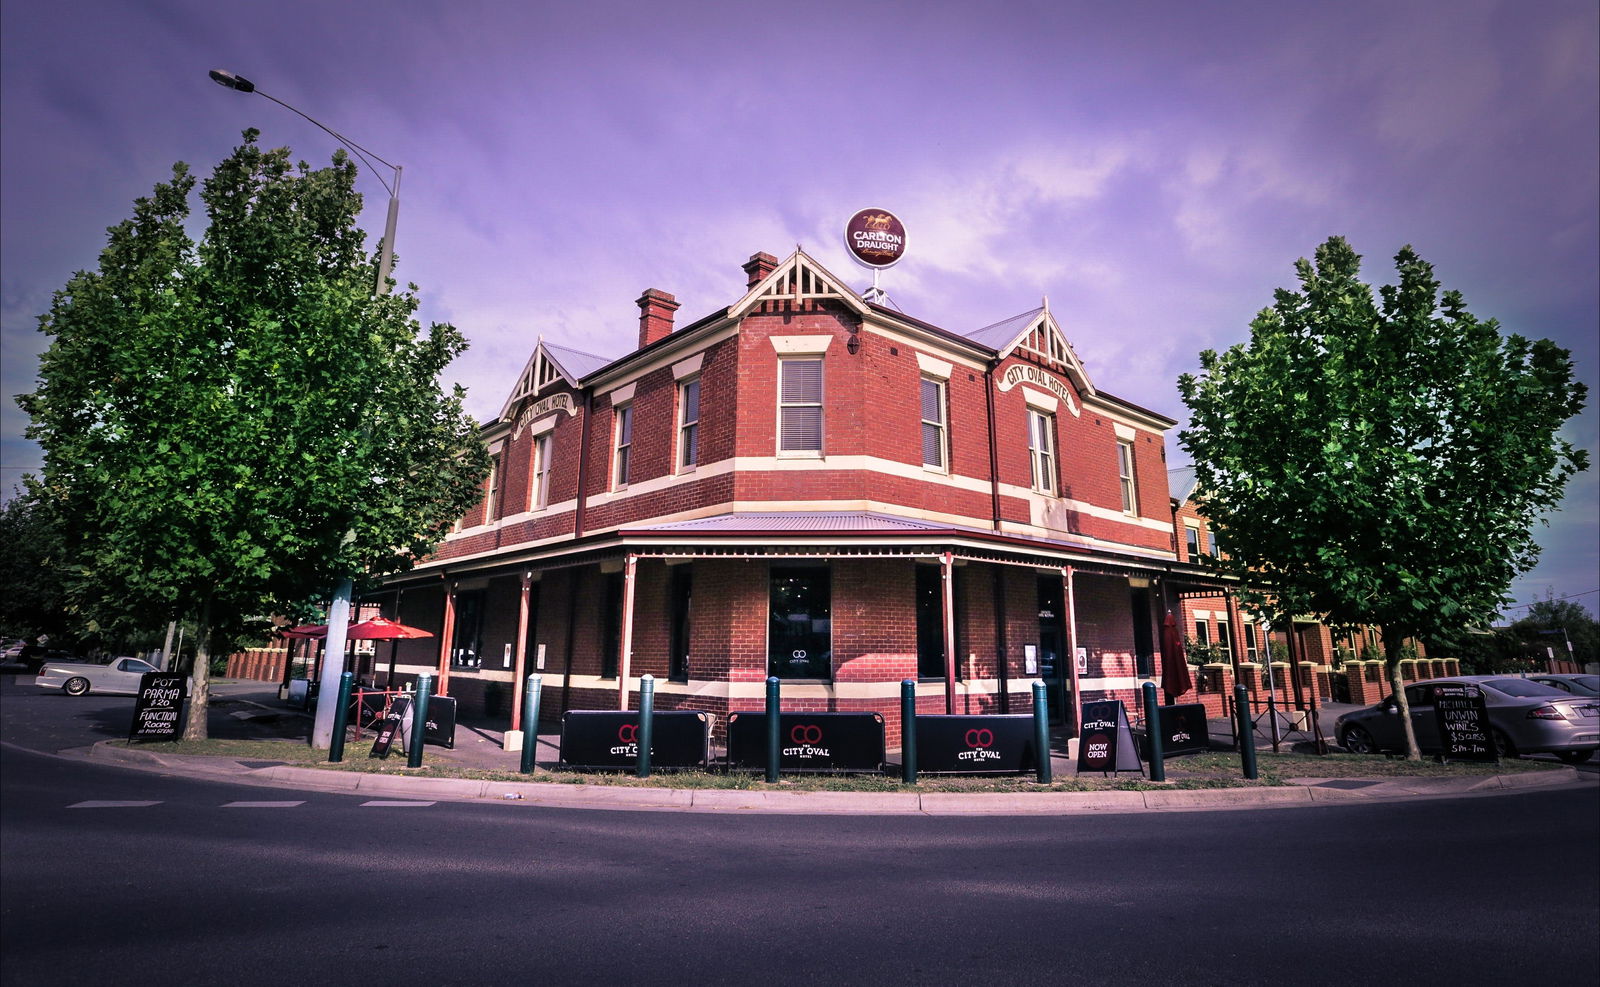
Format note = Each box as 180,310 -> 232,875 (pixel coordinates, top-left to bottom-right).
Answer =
1336,675 -> 1599,764
34,656 -> 159,696
1527,674 -> 1600,697
16,646 -> 84,674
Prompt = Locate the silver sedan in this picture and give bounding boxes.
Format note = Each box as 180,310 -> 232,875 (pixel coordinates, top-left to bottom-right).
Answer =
34,656 -> 160,697
1336,675 -> 1599,764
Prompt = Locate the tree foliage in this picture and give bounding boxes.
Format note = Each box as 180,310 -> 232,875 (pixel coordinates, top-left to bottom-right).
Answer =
1178,237 -> 1588,757
19,132 -> 491,736
0,484 -> 71,645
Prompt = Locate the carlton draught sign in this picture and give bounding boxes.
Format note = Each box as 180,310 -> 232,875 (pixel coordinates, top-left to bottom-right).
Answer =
844,208 -> 907,268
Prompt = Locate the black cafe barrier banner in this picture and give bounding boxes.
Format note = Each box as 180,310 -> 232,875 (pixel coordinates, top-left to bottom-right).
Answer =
1076,699 -> 1144,776
559,710 -> 712,769
727,712 -> 885,772
1156,703 -> 1210,756
128,672 -> 188,743
1432,683 -> 1496,763
914,714 -> 1037,774
423,695 -> 458,750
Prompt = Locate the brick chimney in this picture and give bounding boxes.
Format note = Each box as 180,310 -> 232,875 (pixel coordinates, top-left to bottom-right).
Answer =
636,288 -> 680,349
742,252 -> 779,288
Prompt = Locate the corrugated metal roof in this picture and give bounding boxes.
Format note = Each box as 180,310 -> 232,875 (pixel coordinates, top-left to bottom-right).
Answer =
959,306 -> 1044,350
1168,465 -> 1198,504
543,341 -> 613,381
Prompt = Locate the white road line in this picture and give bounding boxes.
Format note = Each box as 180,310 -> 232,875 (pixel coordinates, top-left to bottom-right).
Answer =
68,801 -> 162,808
222,801 -> 305,808
359,800 -> 436,807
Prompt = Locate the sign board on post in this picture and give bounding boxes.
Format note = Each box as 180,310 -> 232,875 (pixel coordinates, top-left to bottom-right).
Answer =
558,710 -> 711,769
1075,699 -> 1143,776
129,672 -> 188,743
1433,683 -> 1497,763
843,208 -> 907,268
1157,703 -> 1210,756
914,715 -> 1037,774
727,712 -> 885,772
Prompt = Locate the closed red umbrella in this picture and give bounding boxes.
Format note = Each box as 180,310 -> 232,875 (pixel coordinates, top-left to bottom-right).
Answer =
1159,611 -> 1192,704
280,624 -> 328,639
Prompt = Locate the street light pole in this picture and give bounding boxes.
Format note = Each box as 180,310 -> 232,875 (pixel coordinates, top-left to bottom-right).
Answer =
210,68 -> 402,747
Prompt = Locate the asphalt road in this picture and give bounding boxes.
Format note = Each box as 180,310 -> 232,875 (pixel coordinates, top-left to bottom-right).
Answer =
3,672 -> 1598,985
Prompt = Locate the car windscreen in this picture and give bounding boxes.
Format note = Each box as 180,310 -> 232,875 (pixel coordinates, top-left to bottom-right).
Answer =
1573,676 -> 1600,694
1481,678 -> 1569,698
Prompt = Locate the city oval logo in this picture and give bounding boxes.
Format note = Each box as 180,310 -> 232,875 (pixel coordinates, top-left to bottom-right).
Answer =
618,724 -> 638,743
844,207 -> 907,269
964,728 -> 994,748
784,723 -> 830,759
958,725 -> 1002,762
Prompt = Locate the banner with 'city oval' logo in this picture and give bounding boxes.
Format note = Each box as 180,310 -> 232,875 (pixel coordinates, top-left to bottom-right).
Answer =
844,208 -> 907,268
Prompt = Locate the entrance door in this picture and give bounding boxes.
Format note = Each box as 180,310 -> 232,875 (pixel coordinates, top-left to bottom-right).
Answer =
1037,576 -> 1071,726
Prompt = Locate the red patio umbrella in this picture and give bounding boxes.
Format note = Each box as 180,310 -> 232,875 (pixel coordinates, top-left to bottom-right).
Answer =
1159,611 -> 1192,704
344,617 -> 435,687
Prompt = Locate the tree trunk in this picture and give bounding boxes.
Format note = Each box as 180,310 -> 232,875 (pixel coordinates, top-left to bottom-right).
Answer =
184,597 -> 212,740
1383,624 -> 1421,760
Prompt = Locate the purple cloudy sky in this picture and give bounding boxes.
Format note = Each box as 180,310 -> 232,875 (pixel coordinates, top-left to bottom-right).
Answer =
2,0 -> 1595,616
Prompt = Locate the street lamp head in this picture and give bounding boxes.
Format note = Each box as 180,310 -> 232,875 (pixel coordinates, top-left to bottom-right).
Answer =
208,69 -> 255,94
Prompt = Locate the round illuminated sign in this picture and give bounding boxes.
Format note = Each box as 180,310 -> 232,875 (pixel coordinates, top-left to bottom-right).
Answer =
843,208 -> 907,269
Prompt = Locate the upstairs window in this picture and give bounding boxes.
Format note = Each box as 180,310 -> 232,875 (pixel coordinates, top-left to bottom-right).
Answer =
1027,409 -> 1056,495
778,358 -> 823,454
530,432 -> 552,510
613,404 -> 633,488
920,377 -> 947,470
1215,618 -> 1233,659
486,454 -> 501,520
1194,618 -> 1211,647
1244,623 -> 1259,662
678,377 -> 701,470
1185,524 -> 1201,559
1117,439 -> 1137,514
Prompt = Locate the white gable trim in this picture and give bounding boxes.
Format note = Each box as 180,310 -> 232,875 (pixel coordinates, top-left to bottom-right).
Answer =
498,341 -> 584,422
992,303 -> 1096,397
728,248 -> 871,320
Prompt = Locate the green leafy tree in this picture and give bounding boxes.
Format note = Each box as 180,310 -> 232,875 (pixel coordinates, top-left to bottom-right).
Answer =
1509,594 -> 1598,667
0,483 -> 71,645
20,132 -> 490,738
1178,237 -> 1588,759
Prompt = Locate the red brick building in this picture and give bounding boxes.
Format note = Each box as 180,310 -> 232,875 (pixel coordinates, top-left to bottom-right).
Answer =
369,249 -> 1230,743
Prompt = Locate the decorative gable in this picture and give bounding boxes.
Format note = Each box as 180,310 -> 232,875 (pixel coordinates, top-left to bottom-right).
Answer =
727,248 -> 872,320
992,303 -> 1095,397
498,341 -> 586,422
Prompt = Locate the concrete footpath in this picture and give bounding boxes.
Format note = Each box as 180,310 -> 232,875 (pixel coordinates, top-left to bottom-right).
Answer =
63,679 -> 1591,816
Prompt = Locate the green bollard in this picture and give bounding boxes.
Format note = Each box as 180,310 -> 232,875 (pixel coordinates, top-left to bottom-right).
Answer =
1143,682 -> 1166,782
1032,680 -> 1052,784
765,676 -> 781,784
328,671 -> 355,763
637,674 -> 655,779
520,674 -> 542,774
408,674 -> 433,769
901,679 -> 918,784
1234,683 -> 1258,780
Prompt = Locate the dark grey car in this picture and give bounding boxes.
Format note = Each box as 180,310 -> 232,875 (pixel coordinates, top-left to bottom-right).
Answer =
1336,676 -> 1599,764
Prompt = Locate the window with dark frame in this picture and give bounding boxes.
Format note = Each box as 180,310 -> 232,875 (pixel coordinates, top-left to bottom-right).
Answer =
768,565 -> 830,679
1131,586 -> 1154,676
1185,524 -> 1201,559
668,566 -> 692,681
1194,618 -> 1210,647
779,359 -> 824,453
920,377 -> 947,470
678,377 -> 701,470
613,404 -> 633,487
1215,618 -> 1233,658
600,571 -> 623,678
449,590 -> 486,668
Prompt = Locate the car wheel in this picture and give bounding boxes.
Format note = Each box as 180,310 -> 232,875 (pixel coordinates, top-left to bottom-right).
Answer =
1340,725 -> 1377,754
1492,729 -> 1517,759
1555,750 -> 1593,765
63,677 -> 90,697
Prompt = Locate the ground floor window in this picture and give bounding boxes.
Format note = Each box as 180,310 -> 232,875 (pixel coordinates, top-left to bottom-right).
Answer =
769,565 -> 830,679
450,590 -> 485,668
668,566 -> 692,681
1130,586 -> 1153,676
601,571 -> 623,678
914,564 -> 965,679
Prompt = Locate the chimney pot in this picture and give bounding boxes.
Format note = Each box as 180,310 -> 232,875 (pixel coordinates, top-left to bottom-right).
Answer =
636,288 -> 680,349
742,252 -> 779,288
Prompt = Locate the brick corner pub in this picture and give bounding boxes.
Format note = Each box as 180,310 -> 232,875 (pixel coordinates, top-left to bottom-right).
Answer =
370,248 -> 1233,744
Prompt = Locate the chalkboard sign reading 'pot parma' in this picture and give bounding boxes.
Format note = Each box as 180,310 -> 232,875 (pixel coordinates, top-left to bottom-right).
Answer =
129,672 -> 188,742
1432,683 -> 1497,763
727,712 -> 885,772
